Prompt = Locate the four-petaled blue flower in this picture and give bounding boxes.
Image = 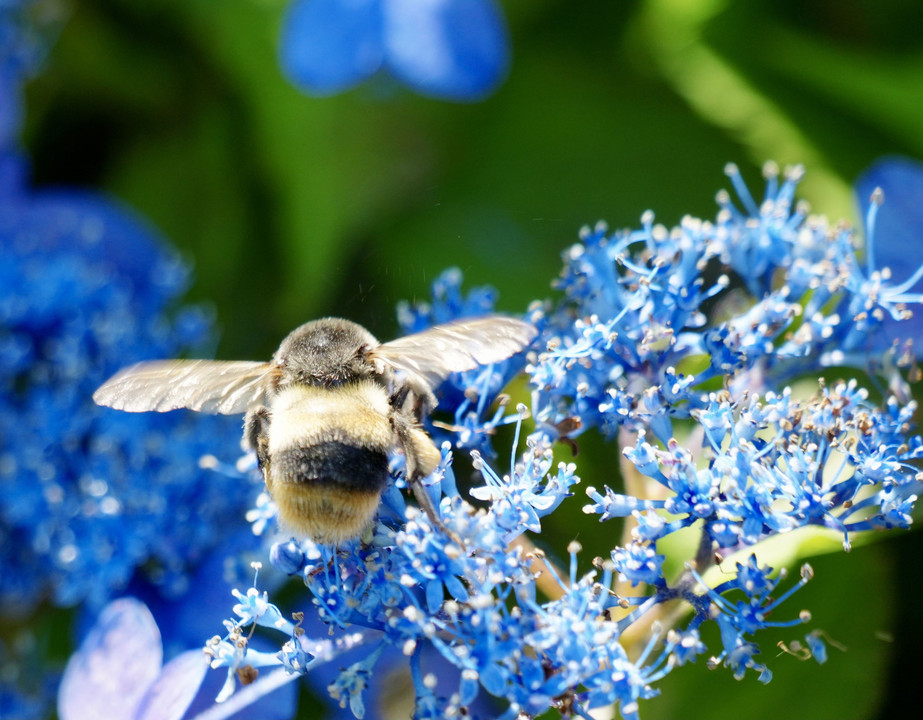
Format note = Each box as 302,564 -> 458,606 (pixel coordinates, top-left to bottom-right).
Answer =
58,598 -> 209,720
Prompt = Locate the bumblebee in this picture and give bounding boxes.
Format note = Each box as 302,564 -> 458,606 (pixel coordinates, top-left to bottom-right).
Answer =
94,316 -> 536,543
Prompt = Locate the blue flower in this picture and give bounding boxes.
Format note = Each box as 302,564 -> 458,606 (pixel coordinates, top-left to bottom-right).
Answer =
0,12 -> 281,717
279,0 -> 510,101
665,628 -> 706,667
327,646 -> 384,718
687,557 -> 815,683
1,4 -> 271,613
58,598 -> 208,720
1,6 -> 260,614
468,424 -> 579,542
611,542 -> 666,588
59,595 -> 297,720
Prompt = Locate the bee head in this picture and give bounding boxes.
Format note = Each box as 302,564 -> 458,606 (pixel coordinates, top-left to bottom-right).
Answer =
273,318 -> 380,388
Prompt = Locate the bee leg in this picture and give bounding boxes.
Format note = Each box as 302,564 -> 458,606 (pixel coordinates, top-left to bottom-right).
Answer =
390,379 -> 436,423
391,412 -> 463,547
390,383 -> 411,411
243,406 -> 272,483
410,480 -> 465,548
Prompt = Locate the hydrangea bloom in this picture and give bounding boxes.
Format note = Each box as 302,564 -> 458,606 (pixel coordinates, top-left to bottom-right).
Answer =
0,171 -> 255,609
200,161 -> 923,719
0,7 -> 281,717
1,1 -> 259,617
279,0 -> 510,101
0,167 -> 268,715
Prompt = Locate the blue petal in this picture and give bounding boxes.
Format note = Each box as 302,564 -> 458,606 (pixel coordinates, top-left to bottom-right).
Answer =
58,598 -> 163,720
181,664 -> 298,720
856,156 -> 923,286
479,661 -> 507,695
855,156 -> 923,343
134,650 -> 208,720
279,0 -> 385,95
383,0 -> 510,101
425,578 -> 444,614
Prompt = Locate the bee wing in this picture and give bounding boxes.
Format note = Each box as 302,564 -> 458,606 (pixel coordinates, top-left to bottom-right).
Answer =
374,316 -> 536,387
93,360 -> 275,415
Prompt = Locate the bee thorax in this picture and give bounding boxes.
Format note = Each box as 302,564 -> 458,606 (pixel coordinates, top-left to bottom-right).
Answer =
274,318 -> 379,388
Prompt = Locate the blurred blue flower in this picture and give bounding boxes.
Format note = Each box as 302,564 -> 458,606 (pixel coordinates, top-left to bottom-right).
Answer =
1,10 -> 258,615
0,173 -> 256,610
1,9 -> 272,718
279,0 -> 510,101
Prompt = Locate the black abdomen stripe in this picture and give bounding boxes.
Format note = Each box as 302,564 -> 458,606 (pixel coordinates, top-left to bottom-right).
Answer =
274,442 -> 390,493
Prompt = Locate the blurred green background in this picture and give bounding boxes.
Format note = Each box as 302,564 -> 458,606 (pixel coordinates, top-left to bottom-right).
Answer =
20,0 -> 923,717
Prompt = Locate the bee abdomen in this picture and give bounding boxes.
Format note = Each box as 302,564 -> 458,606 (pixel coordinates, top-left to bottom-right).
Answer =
272,441 -> 390,492
264,382 -> 394,543
269,441 -> 390,544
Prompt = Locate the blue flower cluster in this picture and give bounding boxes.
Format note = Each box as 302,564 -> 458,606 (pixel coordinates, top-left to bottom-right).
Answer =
396,268 -> 533,457
1,7 -> 284,718
0,4 -> 252,612
590,380 -> 923,552
195,160 -> 923,719
0,161 -> 255,609
529,162 -> 923,445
